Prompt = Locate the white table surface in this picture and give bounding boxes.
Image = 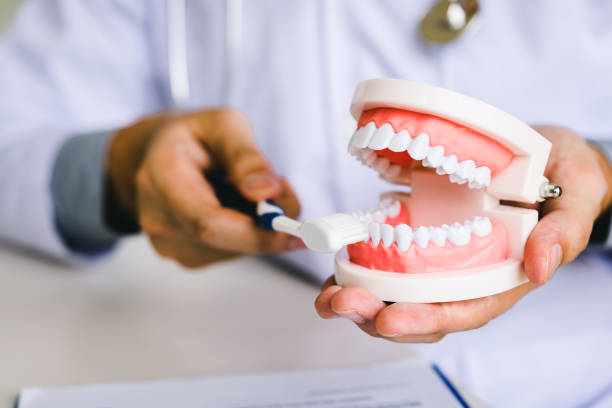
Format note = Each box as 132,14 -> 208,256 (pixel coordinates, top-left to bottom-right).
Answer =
0,237 -> 481,407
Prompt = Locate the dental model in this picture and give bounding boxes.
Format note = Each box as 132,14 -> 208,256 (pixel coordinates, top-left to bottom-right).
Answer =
261,79 -> 561,303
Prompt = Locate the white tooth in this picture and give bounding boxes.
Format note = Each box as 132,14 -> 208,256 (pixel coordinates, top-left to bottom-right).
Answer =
348,130 -> 360,151
426,146 -> 445,168
429,227 -> 447,247
381,224 -> 394,248
449,173 -> 467,184
368,123 -> 395,150
388,129 -> 411,152
361,148 -> 376,165
468,179 -> 482,189
379,197 -> 393,208
372,210 -> 386,223
471,217 -> 492,237
414,226 -> 430,248
441,155 -> 458,174
352,122 -> 376,148
369,223 -> 381,246
448,224 -> 471,246
436,167 -> 447,175
384,164 -> 401,179
474,166 -> 491,187
374,157 -> 390,173
407,133 -> 430,160
387,200 -> 401,218
394,224 -> 413,251
456,160 -> 476,180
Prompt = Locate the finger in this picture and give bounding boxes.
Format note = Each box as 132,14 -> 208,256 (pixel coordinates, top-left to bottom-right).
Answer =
329,286 -> 386,322
315,284 -> 384,337
137,177 -> 185,238
383,333 -> 446,344
375,282 -> 534,337
191,206 -> 300,253
149,236 -> 240,268
314,279 -> 342,319
320,275 -> 337,291
142,134 -> 222,228
187,109 -> 284,202
274,177 -> 301,219
524,209 -> 585,284
144,139 -> 298,254
524,156 -> 606,284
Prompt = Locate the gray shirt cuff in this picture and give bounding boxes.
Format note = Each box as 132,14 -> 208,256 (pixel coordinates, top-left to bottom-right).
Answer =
51,131 -> 121,255
588,139 -> 612,248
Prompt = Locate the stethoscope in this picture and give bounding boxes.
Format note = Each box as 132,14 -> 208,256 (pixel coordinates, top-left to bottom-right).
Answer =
166,0 -> 480,109
167,0 -> 244,109
164,0 -> 562,201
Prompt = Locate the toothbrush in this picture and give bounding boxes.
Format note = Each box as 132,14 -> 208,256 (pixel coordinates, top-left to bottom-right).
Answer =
256,201 -> 369,253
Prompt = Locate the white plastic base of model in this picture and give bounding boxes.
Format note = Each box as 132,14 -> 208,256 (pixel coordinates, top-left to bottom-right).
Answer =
335,249 -> 528,303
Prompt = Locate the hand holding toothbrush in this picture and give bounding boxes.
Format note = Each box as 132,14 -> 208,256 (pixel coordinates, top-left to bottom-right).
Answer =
107,109 -> 302,268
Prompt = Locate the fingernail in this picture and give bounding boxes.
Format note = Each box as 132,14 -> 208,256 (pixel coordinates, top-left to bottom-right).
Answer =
335,310 -> 366,325
289,237 -> 306,250
546,244 -> 563,282
242,172 -> 280,193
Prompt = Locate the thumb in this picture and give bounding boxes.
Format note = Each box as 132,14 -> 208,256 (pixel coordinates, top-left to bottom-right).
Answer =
524,192 -> 598,286
188,109 -> 283,202
239,171 -> 283,202
523,210 -> 572,285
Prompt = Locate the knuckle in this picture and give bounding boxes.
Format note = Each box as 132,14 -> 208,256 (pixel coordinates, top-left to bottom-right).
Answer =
196,218 -> 216,244
139,214 -> 158,234
135,168 -> 151,191
157,249 -> 173,260
214,108 -> 248,128
178,259 -> 205,270
436,304 -> 452,333
472,319 -> 490,331
160,117 -> 191,137
255,235 -> 275,254
196,108 -> 250,139
150,240 -> 173,259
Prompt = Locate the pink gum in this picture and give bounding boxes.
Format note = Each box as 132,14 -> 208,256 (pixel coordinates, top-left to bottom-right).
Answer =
347,218 -> 509,274
357,108 -> 513,175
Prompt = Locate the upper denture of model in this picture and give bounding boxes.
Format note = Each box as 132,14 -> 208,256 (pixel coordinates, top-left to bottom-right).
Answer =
350,108 -> 513,187
346,108 -> 513,274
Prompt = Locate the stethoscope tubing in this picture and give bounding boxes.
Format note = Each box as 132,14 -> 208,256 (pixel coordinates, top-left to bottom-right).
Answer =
167,0 -> 244,108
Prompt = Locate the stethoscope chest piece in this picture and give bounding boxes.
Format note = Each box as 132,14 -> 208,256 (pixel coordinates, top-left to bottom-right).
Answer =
420,0 -> 479,44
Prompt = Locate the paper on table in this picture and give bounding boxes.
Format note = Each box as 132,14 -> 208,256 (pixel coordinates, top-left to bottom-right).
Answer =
18,359 -> 470,408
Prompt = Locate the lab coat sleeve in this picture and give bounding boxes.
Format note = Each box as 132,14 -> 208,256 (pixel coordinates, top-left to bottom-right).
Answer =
0,0 -> 167,261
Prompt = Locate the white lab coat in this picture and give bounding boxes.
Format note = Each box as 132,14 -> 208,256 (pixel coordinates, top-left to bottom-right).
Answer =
1,1 -> 612,406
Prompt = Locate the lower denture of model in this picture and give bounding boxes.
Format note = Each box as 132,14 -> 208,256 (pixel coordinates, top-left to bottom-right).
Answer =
347,108 -> 513,274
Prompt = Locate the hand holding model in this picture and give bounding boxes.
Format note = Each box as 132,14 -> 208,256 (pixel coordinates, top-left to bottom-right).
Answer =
315,124 -> 612,343
106,109 -> 301,268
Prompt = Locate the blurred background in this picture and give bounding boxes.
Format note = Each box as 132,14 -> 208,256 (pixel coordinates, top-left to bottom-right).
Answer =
0,0 -> 20,31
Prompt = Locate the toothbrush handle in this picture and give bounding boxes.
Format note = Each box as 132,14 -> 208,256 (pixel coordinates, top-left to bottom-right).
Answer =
256,200 -> 301,237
